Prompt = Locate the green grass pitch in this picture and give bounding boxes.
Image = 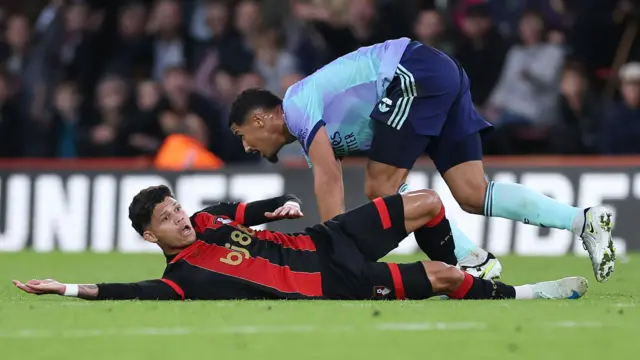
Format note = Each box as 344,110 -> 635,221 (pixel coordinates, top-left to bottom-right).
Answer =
1,252 -> 638,360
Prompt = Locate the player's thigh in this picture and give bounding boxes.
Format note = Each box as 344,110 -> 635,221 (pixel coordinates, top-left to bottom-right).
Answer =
333,193 -> 408,262
357,262 -> 433,300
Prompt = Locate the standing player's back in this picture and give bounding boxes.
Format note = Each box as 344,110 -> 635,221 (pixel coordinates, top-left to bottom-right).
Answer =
283,38 -> 411,156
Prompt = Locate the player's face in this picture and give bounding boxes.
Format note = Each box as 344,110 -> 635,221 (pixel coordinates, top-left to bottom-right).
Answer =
144,197 -> 196,251
231,110 -> 283,163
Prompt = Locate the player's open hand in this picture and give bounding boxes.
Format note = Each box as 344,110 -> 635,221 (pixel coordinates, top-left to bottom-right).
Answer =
13,279 -> 65,296
264,202 -> 303,220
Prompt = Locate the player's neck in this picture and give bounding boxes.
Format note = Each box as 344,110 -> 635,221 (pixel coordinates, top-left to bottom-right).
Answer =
277,117 -> 296,144
160,243 -> 187,256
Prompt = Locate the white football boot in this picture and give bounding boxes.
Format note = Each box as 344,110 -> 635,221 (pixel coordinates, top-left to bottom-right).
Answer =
579,206 -> 616,283
439,253 -> 502,300
530,277 -> 588,300
460,252 -> 502,280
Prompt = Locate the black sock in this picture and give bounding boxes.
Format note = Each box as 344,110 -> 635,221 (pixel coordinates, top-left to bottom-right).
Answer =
449,273 -> 516,300
414,210 -> 457,265
470,278 -> 516,300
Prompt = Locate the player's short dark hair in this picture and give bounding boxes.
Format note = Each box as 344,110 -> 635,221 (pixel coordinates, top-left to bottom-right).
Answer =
228,88 -> 282,127
129,185 -> 174,236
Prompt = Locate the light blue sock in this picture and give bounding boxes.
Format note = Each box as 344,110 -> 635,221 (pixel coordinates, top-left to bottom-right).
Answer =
449,218 -> 476,259
397,183 -> 477,260
484,181 -> 581,231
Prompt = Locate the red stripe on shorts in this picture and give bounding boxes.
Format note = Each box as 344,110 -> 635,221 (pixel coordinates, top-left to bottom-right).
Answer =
373,198 -> 392,230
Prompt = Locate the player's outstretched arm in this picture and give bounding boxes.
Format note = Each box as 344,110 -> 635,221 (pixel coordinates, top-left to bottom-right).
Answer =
200,193 -> 303,226
307,127 -> 344,222
13,278 -> 182,301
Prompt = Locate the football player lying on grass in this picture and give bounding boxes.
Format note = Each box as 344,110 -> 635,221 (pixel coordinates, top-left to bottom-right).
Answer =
14,185 -> 588,301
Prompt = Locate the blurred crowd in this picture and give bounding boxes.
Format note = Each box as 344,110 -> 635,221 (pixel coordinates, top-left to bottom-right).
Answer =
1,0 -> 640,163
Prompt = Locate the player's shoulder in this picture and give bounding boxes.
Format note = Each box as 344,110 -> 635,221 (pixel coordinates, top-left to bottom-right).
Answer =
189,205 -> 237,231
282,75 -> 324,138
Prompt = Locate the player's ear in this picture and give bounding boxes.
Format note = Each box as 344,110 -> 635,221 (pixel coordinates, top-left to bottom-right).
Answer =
142,231 -> 158,244
254,113 -> 265,128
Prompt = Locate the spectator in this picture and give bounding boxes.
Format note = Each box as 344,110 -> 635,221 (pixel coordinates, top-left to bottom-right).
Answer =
412,8 -> 455,55
599,62 -> 640,154
104,1 -> 149,78
49,80 -> 82,158
20,0 -> 100,134
455,3 -> 510,108
78,74 -> 133,157
549,61 -> 600,154
126,79 -> 163,156
136,80 -> 161,113
231,0 -> 262,74
0,13 -> 32,83
486,10 -> 565,127
234,0 -> 263,46
192,0 -> 253,98
145,0 -> 196,81
254,27 -> 299,96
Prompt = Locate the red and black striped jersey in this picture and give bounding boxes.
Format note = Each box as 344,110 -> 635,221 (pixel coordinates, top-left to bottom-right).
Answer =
95,194 -> 326,300
161,210 -> 323,300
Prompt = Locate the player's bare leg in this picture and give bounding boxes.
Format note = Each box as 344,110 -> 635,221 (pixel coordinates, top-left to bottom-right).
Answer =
442,159 -> 615,283
366,160 -> 502,279
420,260 -> 588,300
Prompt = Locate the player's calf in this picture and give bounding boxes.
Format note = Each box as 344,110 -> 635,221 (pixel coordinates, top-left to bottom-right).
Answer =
440,160 -> 488,214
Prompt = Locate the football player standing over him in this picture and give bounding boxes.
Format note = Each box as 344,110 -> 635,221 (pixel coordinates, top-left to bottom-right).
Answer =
228,38 -> 615,283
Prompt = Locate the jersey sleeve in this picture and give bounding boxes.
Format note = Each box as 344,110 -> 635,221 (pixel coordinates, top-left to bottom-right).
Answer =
283,83 -> 325,154
193,194 -> 302,226
95,279 -> 182,300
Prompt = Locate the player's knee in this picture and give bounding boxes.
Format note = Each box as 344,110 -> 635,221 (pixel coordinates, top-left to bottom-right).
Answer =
364,175 -> 399,200
425,262 -> 465,293
401,190 -> 443,232
452,179 -> 488,214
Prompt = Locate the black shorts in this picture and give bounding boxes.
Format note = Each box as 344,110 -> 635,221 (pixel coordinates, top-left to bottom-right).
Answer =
308,194 -> 433,300
368,41 -> 493,174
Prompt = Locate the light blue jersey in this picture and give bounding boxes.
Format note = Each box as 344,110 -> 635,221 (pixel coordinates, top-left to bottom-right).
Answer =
282,38 -> 410,163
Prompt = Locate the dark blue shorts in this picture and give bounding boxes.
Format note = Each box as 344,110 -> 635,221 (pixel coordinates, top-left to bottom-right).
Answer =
369,41 -> 493,174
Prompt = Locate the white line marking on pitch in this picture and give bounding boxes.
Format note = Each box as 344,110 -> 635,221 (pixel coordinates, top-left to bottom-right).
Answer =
0,322 -> 487,338
614,303 -> 637,308
547,321 -> 602,328
376,322 -> 486,331
5,320 -> 631,339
